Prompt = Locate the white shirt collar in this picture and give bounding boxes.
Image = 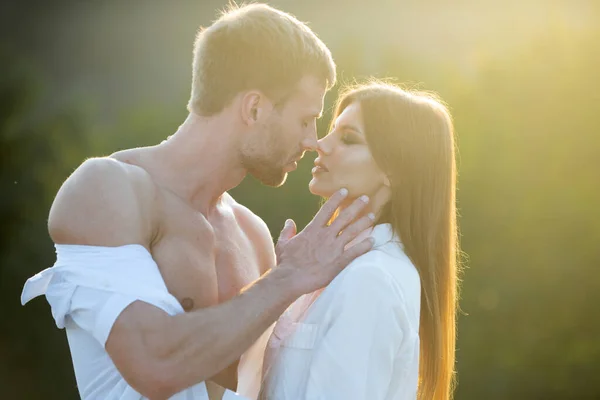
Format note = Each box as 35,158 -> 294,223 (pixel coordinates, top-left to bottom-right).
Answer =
370,223 -> 403,250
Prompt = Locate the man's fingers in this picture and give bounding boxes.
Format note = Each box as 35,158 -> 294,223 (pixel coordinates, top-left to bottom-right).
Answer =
311,188 -> 348,227
330,195 -> 370,234
339,213 -> 375,244
339,237 -> 374,266
278,219 -> 297,243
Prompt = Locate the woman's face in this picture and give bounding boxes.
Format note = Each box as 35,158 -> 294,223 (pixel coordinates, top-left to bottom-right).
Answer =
309,102 -> 389,199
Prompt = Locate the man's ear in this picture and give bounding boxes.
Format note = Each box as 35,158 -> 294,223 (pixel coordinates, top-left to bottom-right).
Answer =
241,91 -> 265,126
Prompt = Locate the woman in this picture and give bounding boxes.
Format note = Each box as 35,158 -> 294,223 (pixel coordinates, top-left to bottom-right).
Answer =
259,81 -> 460,400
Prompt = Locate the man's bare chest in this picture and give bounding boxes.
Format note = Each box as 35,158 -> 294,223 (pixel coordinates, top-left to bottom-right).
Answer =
151,205 -> 263,312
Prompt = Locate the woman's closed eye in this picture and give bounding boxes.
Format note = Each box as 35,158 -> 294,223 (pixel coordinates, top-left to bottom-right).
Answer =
341,131 -> 361,145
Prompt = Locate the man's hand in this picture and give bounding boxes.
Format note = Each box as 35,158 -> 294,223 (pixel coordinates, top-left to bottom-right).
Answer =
275,188 -> 375,296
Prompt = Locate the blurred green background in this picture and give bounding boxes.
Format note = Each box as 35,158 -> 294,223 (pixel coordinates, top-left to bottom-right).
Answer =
2,0 -> 599,398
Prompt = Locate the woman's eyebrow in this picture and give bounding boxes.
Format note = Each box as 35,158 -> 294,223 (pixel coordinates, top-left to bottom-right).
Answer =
337,124 -> 362,134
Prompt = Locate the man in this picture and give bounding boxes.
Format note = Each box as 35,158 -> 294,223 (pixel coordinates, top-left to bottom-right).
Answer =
21,4 -> 373,399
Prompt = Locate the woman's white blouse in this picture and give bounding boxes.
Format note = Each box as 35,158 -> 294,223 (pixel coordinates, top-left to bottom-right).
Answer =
260,223 -> 421,400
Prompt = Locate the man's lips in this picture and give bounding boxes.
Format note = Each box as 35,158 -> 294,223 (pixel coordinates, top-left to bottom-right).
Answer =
285,161 -> 298,172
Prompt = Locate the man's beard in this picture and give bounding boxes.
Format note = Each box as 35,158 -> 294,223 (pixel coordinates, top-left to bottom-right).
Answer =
243,155 -> 288,187
240,120 -> 291,187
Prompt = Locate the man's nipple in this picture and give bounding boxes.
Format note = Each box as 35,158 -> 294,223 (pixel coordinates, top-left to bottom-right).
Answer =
181,297 -> 194,311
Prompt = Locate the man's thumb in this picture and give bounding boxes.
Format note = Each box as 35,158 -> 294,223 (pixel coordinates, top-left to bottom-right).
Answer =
278,219 -> 297,242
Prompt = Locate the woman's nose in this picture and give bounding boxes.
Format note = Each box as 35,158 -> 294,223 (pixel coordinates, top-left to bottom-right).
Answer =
316,137 -> 332,155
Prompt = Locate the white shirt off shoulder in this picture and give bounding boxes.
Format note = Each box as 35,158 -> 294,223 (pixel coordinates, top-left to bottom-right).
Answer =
21,244 -> 247,400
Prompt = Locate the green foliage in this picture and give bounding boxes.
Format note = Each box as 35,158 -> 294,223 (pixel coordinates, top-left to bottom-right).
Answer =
0,50 -> 88,399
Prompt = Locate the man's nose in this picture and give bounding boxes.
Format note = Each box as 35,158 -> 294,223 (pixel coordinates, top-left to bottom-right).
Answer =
301,135 -> 318,152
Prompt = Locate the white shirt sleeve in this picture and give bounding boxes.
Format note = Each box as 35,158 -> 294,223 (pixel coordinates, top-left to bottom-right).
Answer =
304,265 -> 406,400
68,287 -> 142,347
21,245 -> 185,348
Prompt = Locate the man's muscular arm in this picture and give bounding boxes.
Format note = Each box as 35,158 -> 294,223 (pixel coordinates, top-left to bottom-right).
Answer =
48,158 -> 373,399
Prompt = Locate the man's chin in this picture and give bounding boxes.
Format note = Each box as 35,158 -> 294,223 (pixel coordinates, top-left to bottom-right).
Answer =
253,170 -> 288,187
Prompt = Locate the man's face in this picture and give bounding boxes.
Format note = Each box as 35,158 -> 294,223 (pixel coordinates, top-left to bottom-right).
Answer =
241,75 -> 326,187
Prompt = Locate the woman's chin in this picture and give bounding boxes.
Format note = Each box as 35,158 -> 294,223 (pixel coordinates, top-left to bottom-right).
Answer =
309,179 -> 337,198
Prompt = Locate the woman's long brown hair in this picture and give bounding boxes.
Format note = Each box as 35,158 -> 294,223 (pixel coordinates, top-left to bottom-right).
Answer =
332,81 -> 460,400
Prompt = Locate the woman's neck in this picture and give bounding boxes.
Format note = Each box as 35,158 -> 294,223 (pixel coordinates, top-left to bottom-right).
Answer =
336,186 -> 391,224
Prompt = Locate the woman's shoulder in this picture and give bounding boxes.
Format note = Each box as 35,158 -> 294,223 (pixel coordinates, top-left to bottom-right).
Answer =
351,224 -> 419,281
330,251 -> 403,296
350,243 -> 420,288
326,248 -> 421,327
321,245 -> 420,318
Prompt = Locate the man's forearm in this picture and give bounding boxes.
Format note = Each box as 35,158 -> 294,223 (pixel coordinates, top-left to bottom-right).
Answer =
159,266 -> 299,395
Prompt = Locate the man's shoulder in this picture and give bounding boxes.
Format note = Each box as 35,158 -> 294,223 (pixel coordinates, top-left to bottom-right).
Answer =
57,157 -> 157,210
48,157 -> 158,246
225,194 -> 271,234
78,156 -> 153,185
223,193 -> 275,269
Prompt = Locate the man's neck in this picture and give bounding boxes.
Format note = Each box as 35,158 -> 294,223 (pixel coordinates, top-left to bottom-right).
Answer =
144,112 -> 247,214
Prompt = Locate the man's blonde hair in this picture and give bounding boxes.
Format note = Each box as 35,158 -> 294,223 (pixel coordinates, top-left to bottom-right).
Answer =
188,3 -> 336,116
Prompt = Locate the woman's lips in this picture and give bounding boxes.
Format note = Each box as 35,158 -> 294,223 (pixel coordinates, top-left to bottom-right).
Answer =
312,160 -> 329,174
